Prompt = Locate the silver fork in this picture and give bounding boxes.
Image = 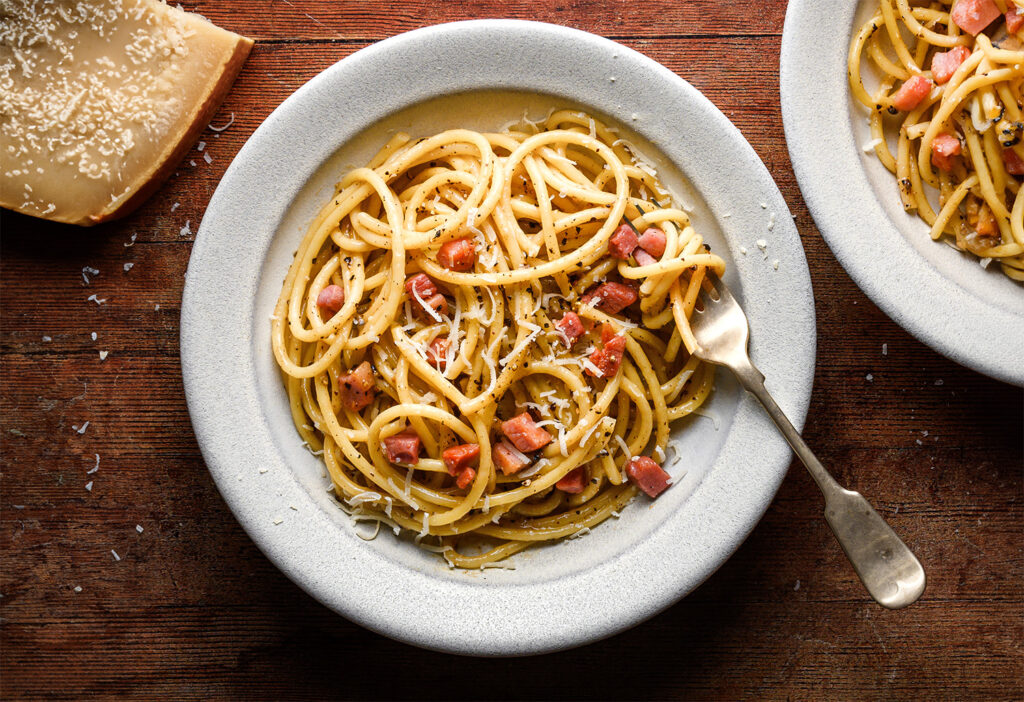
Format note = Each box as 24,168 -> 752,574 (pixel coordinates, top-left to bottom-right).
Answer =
689,272 -> 926,609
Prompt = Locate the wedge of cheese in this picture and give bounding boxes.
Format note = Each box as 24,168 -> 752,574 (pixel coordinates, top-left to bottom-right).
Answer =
0,0 -> 253,225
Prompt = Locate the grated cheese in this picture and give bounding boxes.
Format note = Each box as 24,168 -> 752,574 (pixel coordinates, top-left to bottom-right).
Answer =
208,112 -> 235,132
556,425 -> 569,456
613,434 -> 632,459
499,329 -> 540,366
861,138 -> 883,153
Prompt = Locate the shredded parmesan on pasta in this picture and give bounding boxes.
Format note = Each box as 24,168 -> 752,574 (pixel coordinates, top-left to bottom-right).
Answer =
271,113 -> 726,568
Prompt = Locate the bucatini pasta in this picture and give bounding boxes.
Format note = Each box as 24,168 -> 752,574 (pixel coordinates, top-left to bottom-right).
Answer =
271,110 -> 725,568
849,0 -> 1024,281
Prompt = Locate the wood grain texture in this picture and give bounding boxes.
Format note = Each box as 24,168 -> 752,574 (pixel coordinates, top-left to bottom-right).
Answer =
1,1 -> 1022,700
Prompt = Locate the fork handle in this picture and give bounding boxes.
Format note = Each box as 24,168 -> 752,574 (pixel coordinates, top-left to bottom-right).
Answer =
730,359 -> 926,610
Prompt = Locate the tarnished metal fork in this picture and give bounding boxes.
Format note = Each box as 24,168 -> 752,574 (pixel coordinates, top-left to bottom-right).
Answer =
690,272 -> 926,609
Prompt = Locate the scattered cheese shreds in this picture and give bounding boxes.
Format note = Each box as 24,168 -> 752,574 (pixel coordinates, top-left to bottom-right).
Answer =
208,112 -> 235,132
111,549 -> 120,561
862,137 -> 883,153
42,336 -> 51,342
203,152 -> 213,165
179,220 -> 192,237
882,343 -> 888,356
73,586 -> 82,593
99,350 -> 108,361
85,481 -> 93,491
87,294 -> 106,305
90,332 -> 98,341
136,525 -> 144,533
123,262 -> 133,272
74,421 -> 90,434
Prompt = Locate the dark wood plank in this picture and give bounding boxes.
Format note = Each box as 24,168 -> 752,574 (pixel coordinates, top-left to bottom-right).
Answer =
2,1 -> 1022,699
181,0 -> 787,41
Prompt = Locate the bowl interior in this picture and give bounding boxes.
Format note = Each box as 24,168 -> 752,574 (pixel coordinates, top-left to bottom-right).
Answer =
846,0 -> 1022,310
252,89 -> 743,583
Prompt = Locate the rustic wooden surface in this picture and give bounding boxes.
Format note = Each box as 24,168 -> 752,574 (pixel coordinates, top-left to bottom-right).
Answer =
2,1 -> 1022,699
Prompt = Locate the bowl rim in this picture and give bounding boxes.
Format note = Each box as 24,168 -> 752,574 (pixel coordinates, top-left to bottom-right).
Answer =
780,0 -> 1024,388
181,18 -> 816,655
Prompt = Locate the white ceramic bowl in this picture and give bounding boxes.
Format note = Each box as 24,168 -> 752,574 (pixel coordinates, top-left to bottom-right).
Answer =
181,20 -> 816,655
781,0 -> 1024,387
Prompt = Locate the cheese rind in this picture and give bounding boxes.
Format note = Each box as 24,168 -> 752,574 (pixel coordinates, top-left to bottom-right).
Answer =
0,0 -> 253,226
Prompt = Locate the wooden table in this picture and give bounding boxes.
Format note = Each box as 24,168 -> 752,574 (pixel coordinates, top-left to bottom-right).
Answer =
2,1 -> 1021,699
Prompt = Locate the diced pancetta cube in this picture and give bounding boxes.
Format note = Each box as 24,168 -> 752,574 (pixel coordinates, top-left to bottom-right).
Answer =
438,237 -> 476,271
931,133 -> 962,172
555,467 -> 586,494
554,311 -> 585,347
891,75 -> 932,111
405,273 -> 438,299
339,361 -> 376,411
456,466 -> 476,489
931,45 -> 971,85
383,431 -> 421,465
1008,6 -> 1024,33
1003,148 -> 1024,175
493,440 -> 530,475
626,455 -> 671,498
608,223 -> 639,259
501,412 -> 552,452
417,293 -> 448,317
637,227 -> 667,257
974,203 -> 998,236
580,282 -> 638,314
426,337 -> 450,369
442,443 -> 480,476
951,0 -> 1001,35
316,284 -> 345,316
634,249 -> 658,267
586,324 -> 627,378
